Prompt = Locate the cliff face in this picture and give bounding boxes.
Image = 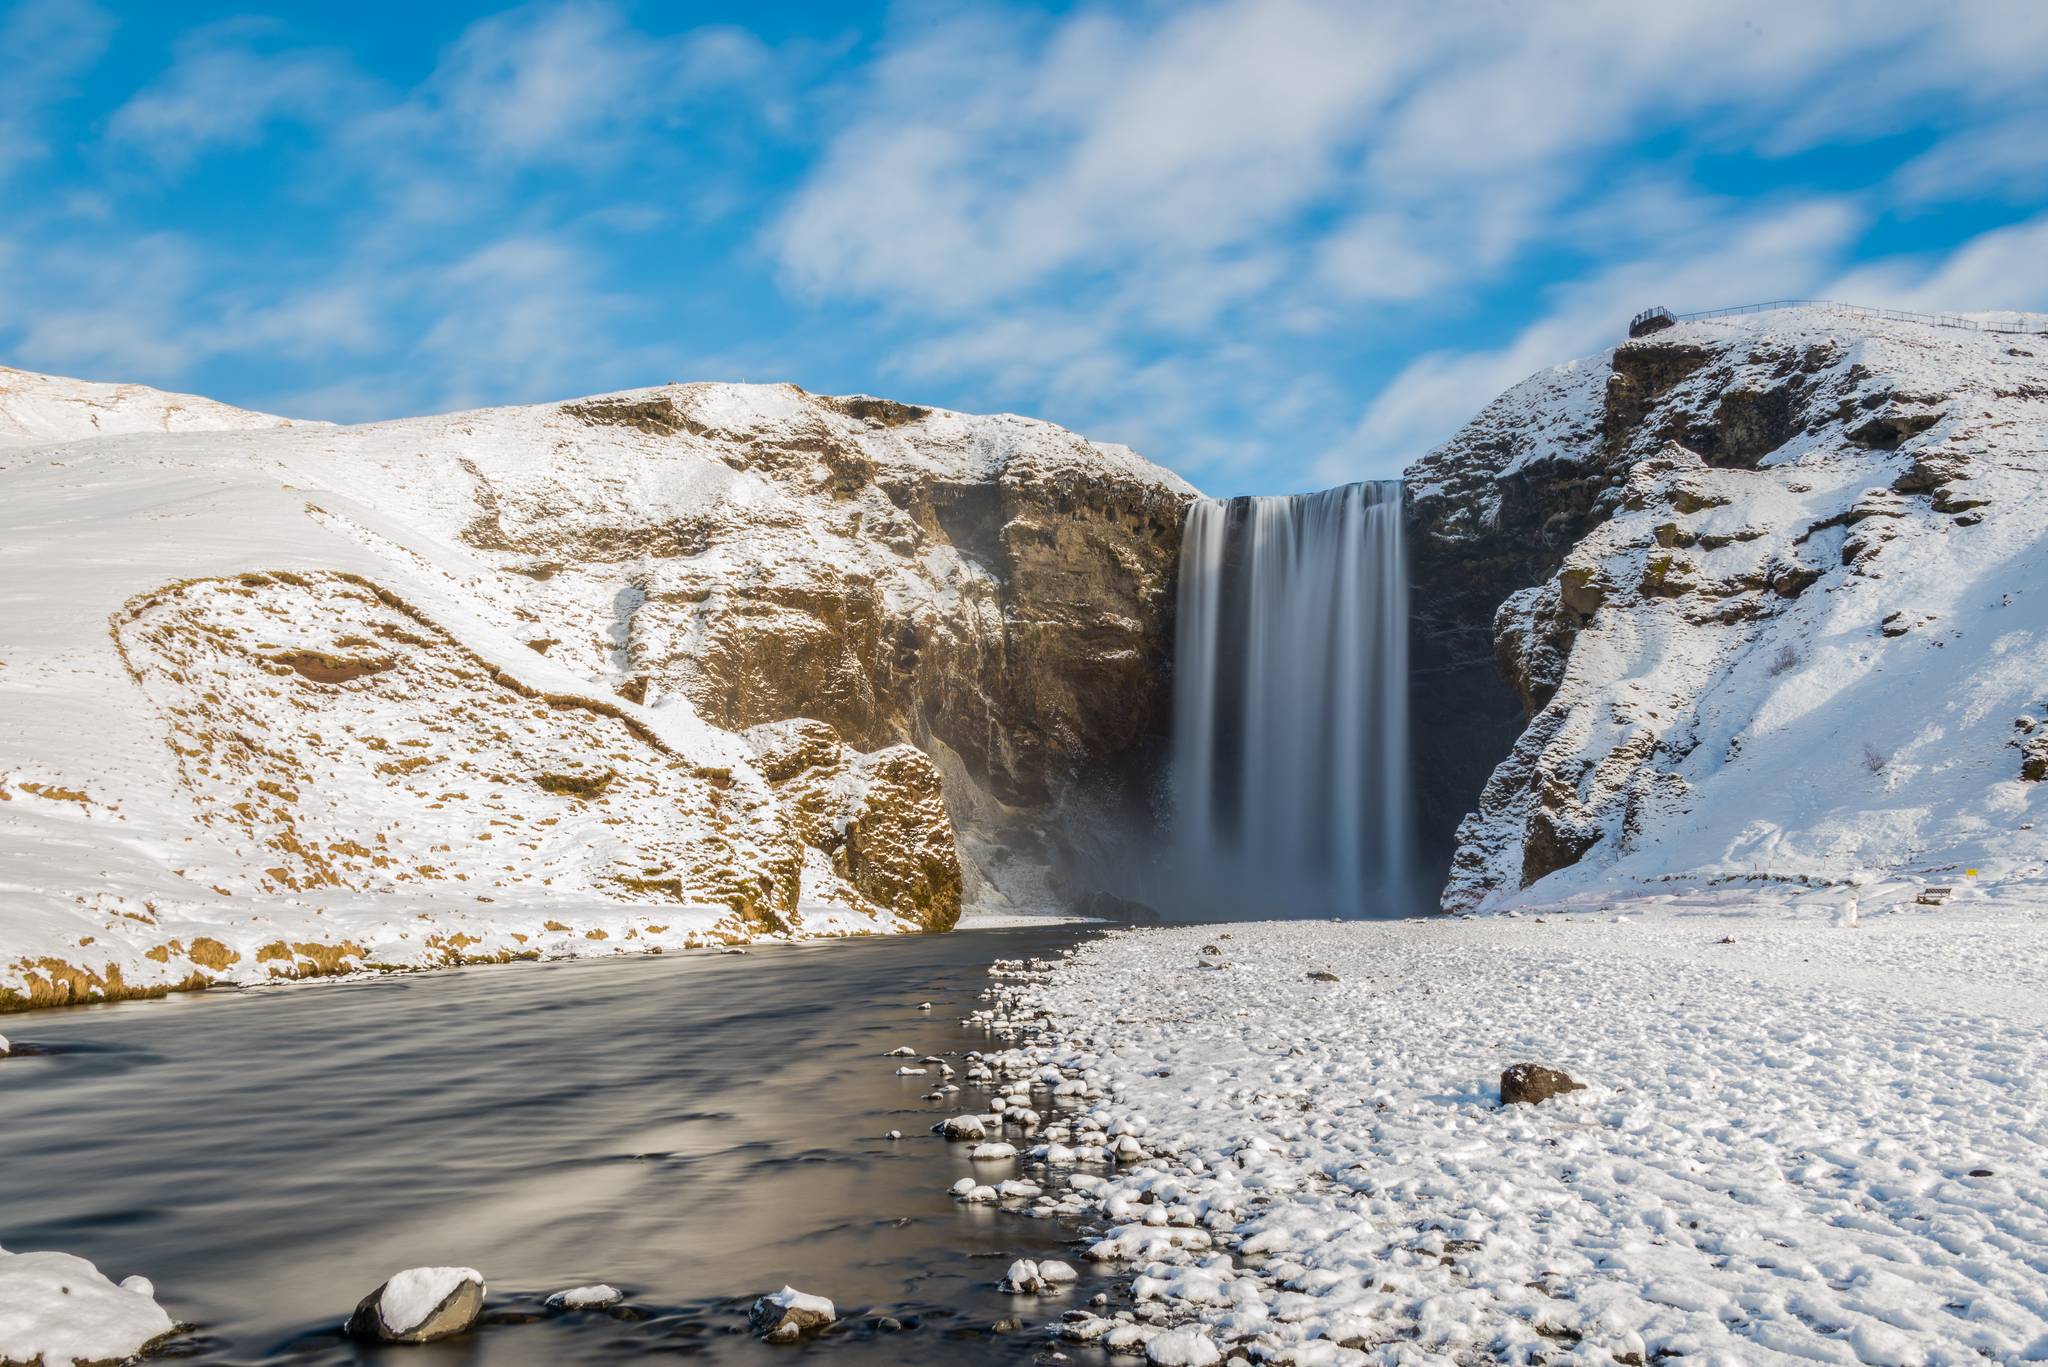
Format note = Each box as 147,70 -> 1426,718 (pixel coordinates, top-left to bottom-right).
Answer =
0,371 -> 1191,1008
1407,308 -> 2048,910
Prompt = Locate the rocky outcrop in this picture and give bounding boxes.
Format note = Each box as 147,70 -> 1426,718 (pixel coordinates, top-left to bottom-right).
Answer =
2,372 -> 1191,1009
1409,308 -> 2048,911
423,382 -> 1192,907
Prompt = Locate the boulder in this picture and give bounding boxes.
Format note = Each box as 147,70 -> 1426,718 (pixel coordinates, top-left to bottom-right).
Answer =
1500,1063 -> 1586,1106
0,1245 -> 175,1366
345,1266 -> 486,1343
749,1285 -> 835,1343
938,1114 -> 986,1141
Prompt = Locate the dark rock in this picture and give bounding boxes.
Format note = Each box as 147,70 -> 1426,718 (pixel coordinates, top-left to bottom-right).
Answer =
1306,970 -> 1340,982
1500,1063 -> 1586,1106
1969,1168 -> 1995,1178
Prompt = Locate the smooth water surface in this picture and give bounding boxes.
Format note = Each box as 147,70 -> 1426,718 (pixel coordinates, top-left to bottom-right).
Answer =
0,927 -> 1110,1363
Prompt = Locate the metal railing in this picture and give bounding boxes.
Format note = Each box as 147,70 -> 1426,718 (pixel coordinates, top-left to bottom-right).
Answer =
1673,299 -> 2048,336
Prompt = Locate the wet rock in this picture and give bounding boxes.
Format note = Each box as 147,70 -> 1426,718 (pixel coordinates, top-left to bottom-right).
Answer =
345,1266 -> 486,1343
750,1285 -> 835,1343
871,1315 -> 905,1332
1500,1063 -> 1586,1106
938,1114 -> 986,1141
1001,1259 -> 1044,1293
547,1284 -> 623,1310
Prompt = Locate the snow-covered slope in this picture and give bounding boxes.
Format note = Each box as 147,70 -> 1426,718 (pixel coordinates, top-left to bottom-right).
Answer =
1409,308 -> 2048,912
0,364 -> 299,448
0,375 -> 1191,1008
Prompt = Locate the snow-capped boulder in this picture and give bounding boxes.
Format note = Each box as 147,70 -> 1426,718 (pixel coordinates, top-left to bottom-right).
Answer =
344,1266 -> 485,1343
0,1245 -> 175,1366
748,1285 -> 835,1342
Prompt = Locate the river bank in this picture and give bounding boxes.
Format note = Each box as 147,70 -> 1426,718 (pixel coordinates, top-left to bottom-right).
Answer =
978,901 -> 2048,1364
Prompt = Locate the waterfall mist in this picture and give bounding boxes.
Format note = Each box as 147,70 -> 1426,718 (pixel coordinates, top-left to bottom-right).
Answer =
1164,481 -> 1417,917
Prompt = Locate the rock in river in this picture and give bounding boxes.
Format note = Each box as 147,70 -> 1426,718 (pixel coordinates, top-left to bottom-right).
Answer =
345,1266 -> 486,1343
750,1285 -> 836,1343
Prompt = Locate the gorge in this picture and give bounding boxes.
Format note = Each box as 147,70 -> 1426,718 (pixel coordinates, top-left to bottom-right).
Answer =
3,303 -> 2047,1007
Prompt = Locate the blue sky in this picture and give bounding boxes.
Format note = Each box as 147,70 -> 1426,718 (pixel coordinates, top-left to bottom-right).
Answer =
2,1 -> 2044,494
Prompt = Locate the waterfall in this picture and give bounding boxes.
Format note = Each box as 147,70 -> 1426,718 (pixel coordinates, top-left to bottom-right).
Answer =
1166,481 -> 1415,917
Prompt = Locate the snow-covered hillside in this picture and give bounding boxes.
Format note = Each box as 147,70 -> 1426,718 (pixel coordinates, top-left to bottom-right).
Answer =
0,373 -> 1190,1009
1409,308 -> 2048,912
0,365 -> 300,448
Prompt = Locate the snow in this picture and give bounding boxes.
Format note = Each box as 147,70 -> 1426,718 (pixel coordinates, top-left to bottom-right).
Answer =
0,1244 -> 176,1366
375,1266 -> 484,1334
981,914 -> 2048,1364
759,1284 -> 834,1319
1409,307 -> 2048,913
546,1283 -> 623,1309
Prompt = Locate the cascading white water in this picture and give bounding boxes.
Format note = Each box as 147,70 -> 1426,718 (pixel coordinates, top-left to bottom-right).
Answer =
1167,481 -> 1415,916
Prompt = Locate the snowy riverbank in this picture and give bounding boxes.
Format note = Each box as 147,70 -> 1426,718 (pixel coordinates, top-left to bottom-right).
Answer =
981,898 -> 2048,1364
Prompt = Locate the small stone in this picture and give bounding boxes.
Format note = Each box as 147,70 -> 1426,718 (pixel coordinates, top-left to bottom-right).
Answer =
1500,1063 -> 1586,1106
1969,1168 -> 1995,1177
546,1284 -> 623,1310
884,1129 -> 903,1140
886,1046 -> 916,1057
1306,970 -> 1339,982
750,1285 -> 835,1343
992,1317 -> 1024,1333
1200,944 -> 1221,955
345,1267 -> 486,1344
916,1002 -> 933,1011
872,1315 -> 905,1332
938,1115 -> 987,1141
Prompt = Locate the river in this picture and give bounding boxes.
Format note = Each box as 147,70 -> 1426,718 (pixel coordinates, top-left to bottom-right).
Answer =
0,925 -> 1109,1363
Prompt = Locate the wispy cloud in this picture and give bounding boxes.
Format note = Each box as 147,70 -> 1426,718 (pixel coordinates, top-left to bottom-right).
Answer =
107,22 -> 369,170
0,0 -> 112,181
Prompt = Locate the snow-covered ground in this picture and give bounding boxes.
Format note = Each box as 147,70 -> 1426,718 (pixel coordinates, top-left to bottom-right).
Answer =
983,899 -> 2048,1365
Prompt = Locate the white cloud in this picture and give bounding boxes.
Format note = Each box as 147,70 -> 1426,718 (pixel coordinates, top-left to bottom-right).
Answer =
1828,213 -> 2048,316
1323,199 -> 1863,482
1895,117 -> 2048,205
107,26 -> 366,169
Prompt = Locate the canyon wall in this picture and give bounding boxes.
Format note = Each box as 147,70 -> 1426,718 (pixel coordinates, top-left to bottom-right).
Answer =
1407,308 -> 2048,909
